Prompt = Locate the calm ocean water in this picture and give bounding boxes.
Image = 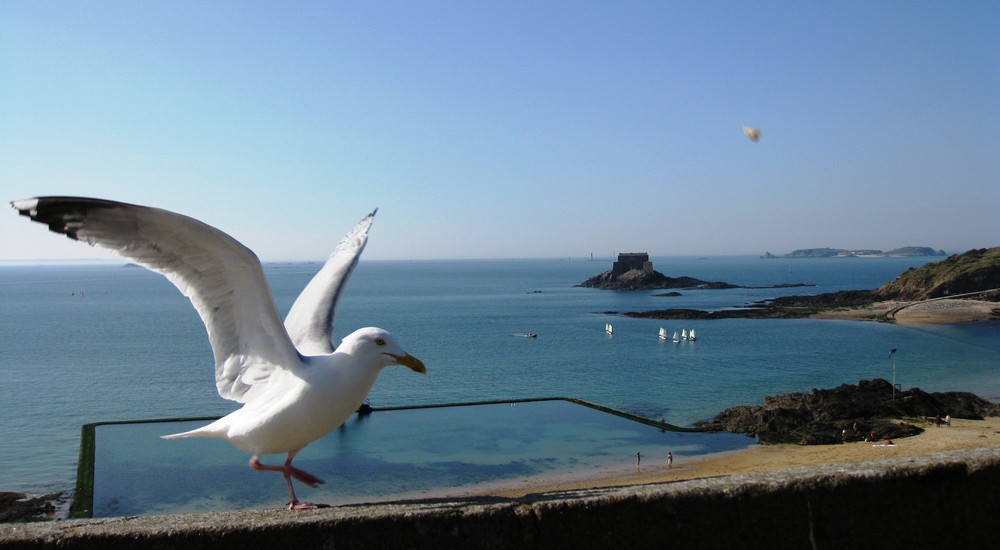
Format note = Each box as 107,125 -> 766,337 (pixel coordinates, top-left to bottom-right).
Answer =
2,256 -> 998,496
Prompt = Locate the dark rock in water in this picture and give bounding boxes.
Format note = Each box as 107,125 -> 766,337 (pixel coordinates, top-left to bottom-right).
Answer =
577,269 -> 738,291
695,379 -> 1000,445
0,492 -> 63,523
580,269 -> 811,293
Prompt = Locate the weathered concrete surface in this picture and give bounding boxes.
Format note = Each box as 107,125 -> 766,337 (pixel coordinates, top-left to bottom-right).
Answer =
3,447 -> 999,549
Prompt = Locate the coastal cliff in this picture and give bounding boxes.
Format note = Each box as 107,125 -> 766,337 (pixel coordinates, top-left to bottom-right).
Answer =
874,246 -> 1000,300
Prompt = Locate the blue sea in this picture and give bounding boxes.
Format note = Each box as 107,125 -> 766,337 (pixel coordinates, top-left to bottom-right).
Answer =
2,256 -> 998,499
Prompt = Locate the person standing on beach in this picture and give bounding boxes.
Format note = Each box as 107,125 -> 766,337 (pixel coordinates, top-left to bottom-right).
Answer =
667,452 -> 673,468
636,452 -> 641,467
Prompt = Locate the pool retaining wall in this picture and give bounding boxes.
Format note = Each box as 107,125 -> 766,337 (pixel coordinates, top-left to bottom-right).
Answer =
3,447 -> 999,549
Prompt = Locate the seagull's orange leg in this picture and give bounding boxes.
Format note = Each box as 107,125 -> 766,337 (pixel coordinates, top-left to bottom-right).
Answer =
250,451 -> 329,510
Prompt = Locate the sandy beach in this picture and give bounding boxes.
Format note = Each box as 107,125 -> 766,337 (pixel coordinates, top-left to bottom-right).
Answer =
475,416 -> 1000,499
811,298 -> 998,324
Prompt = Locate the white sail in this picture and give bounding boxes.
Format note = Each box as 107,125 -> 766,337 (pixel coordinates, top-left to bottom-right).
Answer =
689,329 -> 697,341
682,329 -> 688,340
658,327 -> 667,340
605,323 -> 613,335
672,331 -> 679,342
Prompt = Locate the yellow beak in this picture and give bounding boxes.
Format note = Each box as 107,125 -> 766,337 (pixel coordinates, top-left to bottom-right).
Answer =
389,353 -> 427,374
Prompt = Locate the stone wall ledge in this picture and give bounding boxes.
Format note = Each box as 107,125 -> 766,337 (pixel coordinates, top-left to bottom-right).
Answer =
4,447 -> 999,549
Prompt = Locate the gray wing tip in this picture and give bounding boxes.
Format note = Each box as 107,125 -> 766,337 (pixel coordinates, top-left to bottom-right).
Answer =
11,196 -> 124,240
369,208 -> 378,218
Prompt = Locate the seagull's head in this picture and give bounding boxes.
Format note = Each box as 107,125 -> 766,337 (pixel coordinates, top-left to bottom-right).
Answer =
341,327 -> 426,374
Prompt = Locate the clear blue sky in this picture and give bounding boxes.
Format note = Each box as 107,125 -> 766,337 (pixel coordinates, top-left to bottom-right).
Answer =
3,1 -> 998,261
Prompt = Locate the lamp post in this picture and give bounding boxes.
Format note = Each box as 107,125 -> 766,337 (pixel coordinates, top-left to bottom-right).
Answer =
888,348 -> 898,399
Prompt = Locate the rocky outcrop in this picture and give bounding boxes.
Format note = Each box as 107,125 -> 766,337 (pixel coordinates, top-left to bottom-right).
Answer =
696,379 -> 1000,445
577,269 -> 738,291
0,492 -> 62,522
579,270 -> 813,292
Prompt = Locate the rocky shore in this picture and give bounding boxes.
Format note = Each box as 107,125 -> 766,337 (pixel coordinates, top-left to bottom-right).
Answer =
0,492 -> 63,523
695,378 -> 1000,444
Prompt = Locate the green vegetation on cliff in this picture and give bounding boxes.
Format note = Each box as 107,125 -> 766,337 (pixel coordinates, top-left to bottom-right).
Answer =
874,247 -> 1000,301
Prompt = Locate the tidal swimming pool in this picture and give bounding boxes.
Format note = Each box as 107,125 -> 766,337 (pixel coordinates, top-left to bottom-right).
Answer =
79,398 -> 754,517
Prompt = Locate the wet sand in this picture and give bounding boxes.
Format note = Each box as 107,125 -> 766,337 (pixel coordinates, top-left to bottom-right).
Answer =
473,416 -> 1000,498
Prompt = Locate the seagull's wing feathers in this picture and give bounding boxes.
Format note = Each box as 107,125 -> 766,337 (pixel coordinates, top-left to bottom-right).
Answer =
284,209 -> 376,355
11,197 -> 301,402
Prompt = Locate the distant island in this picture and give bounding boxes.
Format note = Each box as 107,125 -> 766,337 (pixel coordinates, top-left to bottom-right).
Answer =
623,247 -> 1000,323
761,246 -> 946,259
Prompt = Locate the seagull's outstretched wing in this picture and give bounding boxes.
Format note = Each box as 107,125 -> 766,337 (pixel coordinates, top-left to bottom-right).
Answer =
283,209 -> 376,355
11,196 -> 301,402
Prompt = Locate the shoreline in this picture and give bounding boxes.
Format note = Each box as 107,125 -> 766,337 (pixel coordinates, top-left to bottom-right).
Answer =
466,416 -> 1000,499
627,298 -> 999,324
811,298 -> 999,324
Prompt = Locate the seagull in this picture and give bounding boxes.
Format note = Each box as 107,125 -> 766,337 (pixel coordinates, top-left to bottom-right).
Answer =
10,197 -> 426,510
742,126 -> 761,142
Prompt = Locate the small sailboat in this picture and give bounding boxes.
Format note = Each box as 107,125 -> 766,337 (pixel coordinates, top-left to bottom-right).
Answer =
681,329 -> 688,340
658,327 -> 668,340
605,322 -> 613,335
672,330 -> 680,343
689,329 -> 697,341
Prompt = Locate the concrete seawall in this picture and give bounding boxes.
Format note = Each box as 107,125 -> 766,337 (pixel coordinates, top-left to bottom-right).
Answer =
3,447 -> 999,549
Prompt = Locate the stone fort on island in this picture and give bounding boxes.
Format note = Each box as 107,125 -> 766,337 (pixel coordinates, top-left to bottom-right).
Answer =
611,252 -> 653,279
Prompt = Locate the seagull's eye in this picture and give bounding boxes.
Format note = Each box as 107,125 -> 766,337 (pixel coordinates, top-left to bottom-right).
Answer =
375,338 -> 386,346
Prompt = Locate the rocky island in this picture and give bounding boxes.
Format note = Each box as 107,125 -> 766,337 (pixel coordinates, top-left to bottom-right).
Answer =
578,252 -> 808,291
623,247 -> 1000,324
